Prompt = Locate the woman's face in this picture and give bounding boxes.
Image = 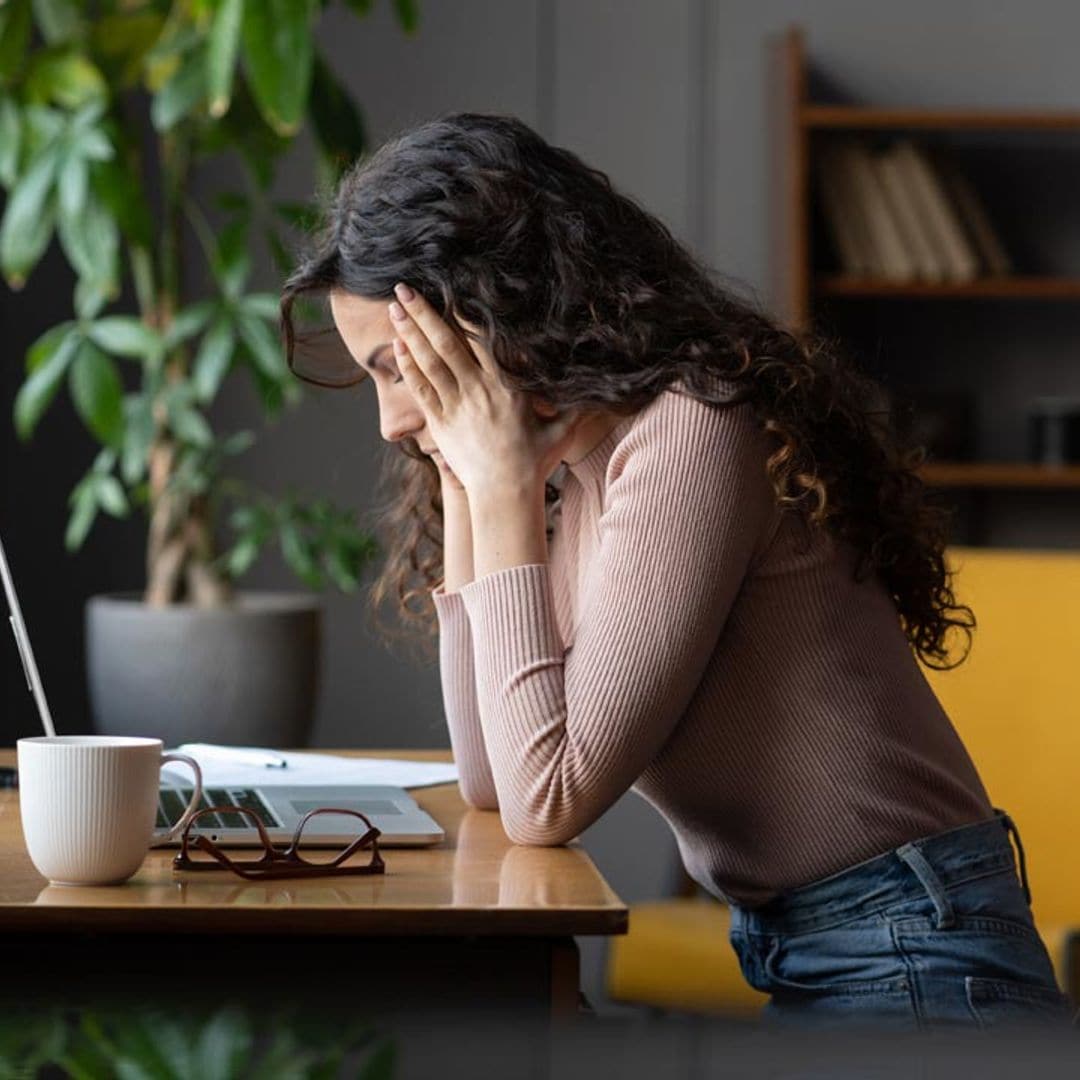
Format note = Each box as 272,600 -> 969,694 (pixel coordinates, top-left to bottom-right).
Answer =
329,289 -> 437,455
329,288 -> 614,466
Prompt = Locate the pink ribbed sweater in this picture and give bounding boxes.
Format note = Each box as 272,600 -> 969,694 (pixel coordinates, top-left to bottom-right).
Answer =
432,387 -> 993,907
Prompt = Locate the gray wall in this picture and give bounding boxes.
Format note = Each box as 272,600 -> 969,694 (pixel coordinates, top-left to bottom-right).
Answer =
211,0 -> 1080,1012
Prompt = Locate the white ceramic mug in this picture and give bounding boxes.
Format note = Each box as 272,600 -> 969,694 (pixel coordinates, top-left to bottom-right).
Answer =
17,735 -> 202,886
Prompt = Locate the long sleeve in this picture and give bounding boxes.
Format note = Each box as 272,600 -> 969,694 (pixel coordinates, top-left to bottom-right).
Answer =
457,394 -> 778,845
432,584 -> 499,809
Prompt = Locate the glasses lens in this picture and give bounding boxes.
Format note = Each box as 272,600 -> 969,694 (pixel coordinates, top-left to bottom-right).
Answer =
182,808 -> 271,867
292,808 -> 378,866
288,295 -> 364,389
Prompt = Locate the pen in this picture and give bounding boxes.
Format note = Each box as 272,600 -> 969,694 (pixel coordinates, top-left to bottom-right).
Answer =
179,743 -> 289,769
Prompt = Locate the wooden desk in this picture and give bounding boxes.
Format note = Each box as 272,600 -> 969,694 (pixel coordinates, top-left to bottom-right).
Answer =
0,747 -> 627,1064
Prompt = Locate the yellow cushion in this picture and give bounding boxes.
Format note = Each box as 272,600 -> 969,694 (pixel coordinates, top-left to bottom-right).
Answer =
607,898 -> 768,1015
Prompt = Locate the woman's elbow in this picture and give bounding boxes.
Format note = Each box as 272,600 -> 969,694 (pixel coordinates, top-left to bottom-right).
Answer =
458,777 -> 499,811
500,812 -> 577,847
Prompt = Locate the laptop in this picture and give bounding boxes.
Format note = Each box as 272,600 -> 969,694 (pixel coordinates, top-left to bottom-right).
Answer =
1,532 -> 444,849
155,780 -> 444,847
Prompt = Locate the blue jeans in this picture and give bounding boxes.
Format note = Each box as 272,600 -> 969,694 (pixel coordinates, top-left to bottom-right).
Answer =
728,808 -> 1078,1032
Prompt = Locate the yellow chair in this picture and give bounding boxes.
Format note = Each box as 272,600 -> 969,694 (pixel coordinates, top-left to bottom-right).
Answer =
607,546 -> 1080,1015
924,546 -> 1080,998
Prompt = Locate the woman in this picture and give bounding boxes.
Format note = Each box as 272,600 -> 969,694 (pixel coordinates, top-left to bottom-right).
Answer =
281,113 -> 1074,1032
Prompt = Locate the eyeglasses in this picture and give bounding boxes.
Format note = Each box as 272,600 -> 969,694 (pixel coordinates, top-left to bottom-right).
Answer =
173,806 -> 385,881
286,324 -> 368,389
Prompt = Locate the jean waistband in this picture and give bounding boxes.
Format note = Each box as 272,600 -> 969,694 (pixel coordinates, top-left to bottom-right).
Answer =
731,807 -> 1029,936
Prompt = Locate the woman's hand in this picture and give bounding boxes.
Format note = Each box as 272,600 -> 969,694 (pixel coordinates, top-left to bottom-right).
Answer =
388,283 -> 581,499
434,451 -> 467,495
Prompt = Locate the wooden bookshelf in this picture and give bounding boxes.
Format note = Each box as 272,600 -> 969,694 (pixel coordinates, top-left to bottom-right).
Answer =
768,26 -> 1080,535
920,463 -> 1080,489
816,275 -> 1080,299
803,105 -> 1080,132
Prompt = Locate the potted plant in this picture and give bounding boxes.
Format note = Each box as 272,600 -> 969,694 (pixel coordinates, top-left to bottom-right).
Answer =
0,0 -> 417,745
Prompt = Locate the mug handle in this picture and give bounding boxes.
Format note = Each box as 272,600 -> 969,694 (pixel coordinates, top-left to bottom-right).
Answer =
150,752 -> 204,847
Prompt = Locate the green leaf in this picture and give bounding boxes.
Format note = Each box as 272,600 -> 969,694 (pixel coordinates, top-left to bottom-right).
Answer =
25,49 -> 108,109
57,195 -> 119,292
0,0 -> 33,84
90,156 -> 153,249
308,51 -> 366,177
151,46 -> 206,131
14,326 -> 79,439
32,0 -> 81,45
167,394 -> 213,447
249,365 -> 287,414
146,23 -> 202,67
192,1007 -> 253,1080
91,11 -> 166,87
95,475 -> 129,518
72,125 -> 112,162
280,520 -> 322,588
25,320 -> 75,372
57,152 -> 87,218
121,395 -> 155,485
65,480 -> 98,551
343,0 -> 375,15
164,300 -> 216,350
222,430 -> 255,455
0,142 -> 60,287
193,313 -> 236,402
87,316 -> 162,358
0,97 -> 21,187
392,0 -> 420,34
236,310 -> 285,380
21,102 -> 64,156
240,0 -> 315,136
215,217 -> 250,298
265,227 -> 293,275
202,73 -> 288,189
226,535 -> 260,578
325,543 -> 359,591
73,276 -> 109,320
69,339 -> 124,447
239,292 -> 280,321
207,0 -> 244,117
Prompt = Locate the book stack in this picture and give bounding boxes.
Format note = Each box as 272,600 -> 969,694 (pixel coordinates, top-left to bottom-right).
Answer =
815,136 -> 1013,282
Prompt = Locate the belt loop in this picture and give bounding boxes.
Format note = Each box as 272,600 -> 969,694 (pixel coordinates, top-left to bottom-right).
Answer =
895,842 -> 956,929
995,807 -> 1033,906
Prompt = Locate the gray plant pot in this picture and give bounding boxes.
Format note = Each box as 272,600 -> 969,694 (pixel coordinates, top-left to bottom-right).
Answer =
86,593 -> 321,748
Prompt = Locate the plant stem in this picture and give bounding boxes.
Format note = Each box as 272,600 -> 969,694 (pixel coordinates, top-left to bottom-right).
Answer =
144,130 -> 230,607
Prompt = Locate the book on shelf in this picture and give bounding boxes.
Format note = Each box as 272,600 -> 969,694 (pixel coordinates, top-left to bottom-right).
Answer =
815,135 -> 1013,284
814,141 -> 873,275
873,144 -> 946,282
931,148 -> 1013,277
843,141 -> 917,281
892,139 -> 979,282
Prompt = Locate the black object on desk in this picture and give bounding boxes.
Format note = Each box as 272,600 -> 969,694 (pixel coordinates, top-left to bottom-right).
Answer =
0,767 -> 17,789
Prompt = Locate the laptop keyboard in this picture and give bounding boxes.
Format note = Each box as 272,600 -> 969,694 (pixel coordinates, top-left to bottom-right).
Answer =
157,788 -> 281,831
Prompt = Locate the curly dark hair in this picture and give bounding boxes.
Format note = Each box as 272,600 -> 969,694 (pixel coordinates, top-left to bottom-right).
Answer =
280,111 -> 973,669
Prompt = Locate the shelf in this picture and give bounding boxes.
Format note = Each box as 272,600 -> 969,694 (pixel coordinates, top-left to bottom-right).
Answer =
919,463 -> 1080,489
802,105 -> 1080,131
815,276 -> 1080,299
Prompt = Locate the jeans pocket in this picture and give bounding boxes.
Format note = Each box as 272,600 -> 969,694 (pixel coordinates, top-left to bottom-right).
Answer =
964,976 -> 1075,1029
762,927 -> 909,997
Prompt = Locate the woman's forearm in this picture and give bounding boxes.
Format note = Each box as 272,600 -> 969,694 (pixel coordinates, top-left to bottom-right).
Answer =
441,487 -> 475,593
